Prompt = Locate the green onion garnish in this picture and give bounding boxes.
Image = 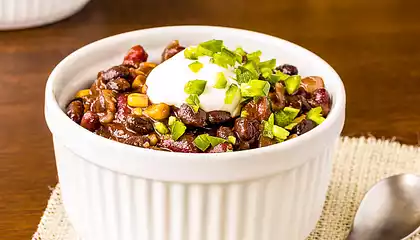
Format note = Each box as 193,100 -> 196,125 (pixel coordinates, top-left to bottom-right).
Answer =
307,106 -> 325,125
184,47 -> 198,60
228,135 -> 236,145
284,75 -> 301,94
225,84 -> 239,104
197,39 -> 223,56
170,120 -> 187,141
274,107 -> 300,127
273,125 -> 290,142
259,59 -> 276,69
234,47 -> 246,63
184,80 -> 207,95
269,71 -> 290,84
283,107 -> 300,119
168,116 -> 177,126
240,80 -> 270,97
211,47 -> 236,68
285,114 -> 306,130
235,66 -> 258,84
243,61 -> 259,76
154,122 -> 169,134
246,50 -> 262,63
185,94 -> 200,112
193,134 -> 211,151
262,113 -> 275,139
188,61 -> 203,73
193,134 -> 227,151
213,72 -> 228,89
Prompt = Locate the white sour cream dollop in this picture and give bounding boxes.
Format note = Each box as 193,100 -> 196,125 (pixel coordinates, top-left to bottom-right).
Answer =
146,50 -> 241,116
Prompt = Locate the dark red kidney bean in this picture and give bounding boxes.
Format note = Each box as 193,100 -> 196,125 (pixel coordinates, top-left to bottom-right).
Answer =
269,82 -> 287,112
243,97 -> 272,121
123,135 -> 150,147
286,95 -> 302,109
258,135 -> 277,148
208,111 -> 232,124
81,111 -> 100,131
207,143 -> 233,153
311,88 -> 331,116
237,140 -> 251,150
276,64 -> 298,75
296,119 -> 317,135
97,123 -> 150,147
125,115 -> 154,135
234,117 -> 259,141
175,104 -> 207,128
101,66 -> 130,83
300,76 -> 325,93
159,134 -> 200,153
66,99 -> 84,123
115,94 -> 131,122
123,45 -> 149,68
106,78 -> 131,92
162,40 -> 185,62
216,126 -> 235,140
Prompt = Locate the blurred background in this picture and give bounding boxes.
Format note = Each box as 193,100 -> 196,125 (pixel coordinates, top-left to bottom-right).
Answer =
1,0 -> 419,238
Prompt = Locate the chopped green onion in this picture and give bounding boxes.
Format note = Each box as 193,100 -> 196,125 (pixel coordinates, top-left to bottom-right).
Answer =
193,134 -> 227,151
235,66 -> 258,84
207,135 -> 227,147
188,61 -> 203,73
234,47 -> 246,63
170,120 -> 187,141
185,94 -> 200,112
197,40 -> 223,56
262,113 -> 275,139
284,113 -> 306,130
193,134 -> 211,151
243,61 -> 259,76
184,47 -> 198,60
307,106 -> 325,125
269,71 -> 290,84
284,75 -> 301,94
285,122 -> 298,130
168,116 -> 177,126
275,111 -> 291,127
246,50 -> 262,63
259,59 -> 276,69
154,122 -> 169,134
273,125 -> 290,141
184,80 -> 207,95
228,136 -> 236,144
211,47 -> 236,68
240,80 -> 270,97
261,68 -> 272,79
283,107 -> 300,120
214,72 -> 228,89
225,84 -> 239,104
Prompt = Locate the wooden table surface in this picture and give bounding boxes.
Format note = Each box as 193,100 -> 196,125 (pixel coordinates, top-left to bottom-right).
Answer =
1,0 -> 420,238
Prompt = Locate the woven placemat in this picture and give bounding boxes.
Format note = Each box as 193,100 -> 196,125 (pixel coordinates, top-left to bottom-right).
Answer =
32,137 -> 420,240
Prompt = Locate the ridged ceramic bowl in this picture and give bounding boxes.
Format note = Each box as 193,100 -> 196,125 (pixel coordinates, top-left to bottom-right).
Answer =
0,0 -> 90,30
45,26 -> 346,240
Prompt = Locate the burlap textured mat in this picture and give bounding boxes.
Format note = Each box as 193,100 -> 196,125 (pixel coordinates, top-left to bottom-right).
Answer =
32,137 -> 420,240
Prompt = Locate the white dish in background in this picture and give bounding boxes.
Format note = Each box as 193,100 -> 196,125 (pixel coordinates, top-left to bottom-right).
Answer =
45,26 -> 346,240
0,0 -> 90,30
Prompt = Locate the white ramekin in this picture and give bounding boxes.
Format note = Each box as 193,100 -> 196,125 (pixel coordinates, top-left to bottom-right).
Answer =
0,0 -> 90,30
45,26 -> 346,240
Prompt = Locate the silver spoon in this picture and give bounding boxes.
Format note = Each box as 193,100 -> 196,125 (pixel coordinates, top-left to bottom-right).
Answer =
347,174 -> 420,240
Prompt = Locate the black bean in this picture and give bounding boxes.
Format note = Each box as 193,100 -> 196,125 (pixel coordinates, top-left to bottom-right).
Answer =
175,104 -> 207,128
234,118 -> 259,141
106,78 -> 131,92
276,64 -> 298,75
216,126 -> 234,140
126,115 -> 154,135
208,111 -> 232,124
66,99 -> 84,124
101,66 -> 130,83
296,119 -> 317,135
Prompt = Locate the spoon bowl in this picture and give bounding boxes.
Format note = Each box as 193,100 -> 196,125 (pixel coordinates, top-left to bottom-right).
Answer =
348,174 -> 420,240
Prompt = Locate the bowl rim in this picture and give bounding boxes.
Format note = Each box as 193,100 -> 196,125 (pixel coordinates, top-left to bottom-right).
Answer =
45,25 -> 346,161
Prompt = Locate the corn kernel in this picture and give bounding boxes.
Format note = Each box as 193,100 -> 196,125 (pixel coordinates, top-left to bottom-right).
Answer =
127,93 -> 149,108
132,74 -> 146,89
75,89 -> 91,98
148,133 -> 159,146
144,103 -> 170,120
132,108 -> 143,116
138,62 -> 157,75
